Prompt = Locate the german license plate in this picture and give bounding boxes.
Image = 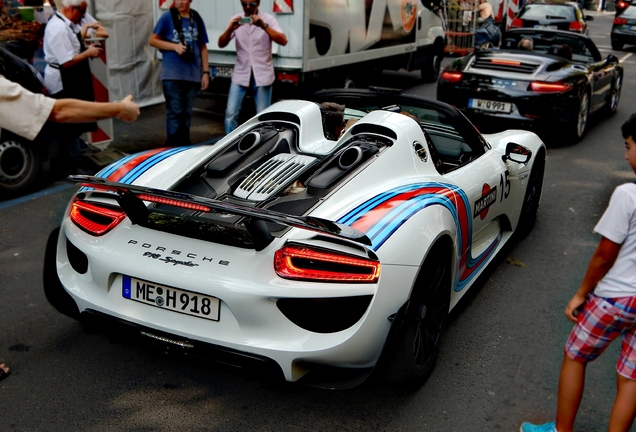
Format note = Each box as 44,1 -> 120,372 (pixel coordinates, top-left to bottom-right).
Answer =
469,98 -> 512,113
213,66 -> 233,78
533,24 -> 557,29
123,276 -> 220,321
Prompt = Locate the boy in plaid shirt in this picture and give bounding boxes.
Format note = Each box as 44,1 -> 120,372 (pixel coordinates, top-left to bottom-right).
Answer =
522,114 -> 636,432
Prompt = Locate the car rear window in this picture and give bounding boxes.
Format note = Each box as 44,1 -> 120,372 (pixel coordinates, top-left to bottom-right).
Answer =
621,5 -> 636,17
520,4 -> 576,19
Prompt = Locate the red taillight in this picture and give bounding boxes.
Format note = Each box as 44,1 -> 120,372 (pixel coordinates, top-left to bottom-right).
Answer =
70,200 -> 126,236
137,194 -> 211,212
276,71 -> 300,84
440,71 -> 463,83
530,81 -> 572,93
569,21 -> 583,32
274,244 -> 381,283
617,1 -> 628,8
614,17 -> 628,24
511,18 -> 523,28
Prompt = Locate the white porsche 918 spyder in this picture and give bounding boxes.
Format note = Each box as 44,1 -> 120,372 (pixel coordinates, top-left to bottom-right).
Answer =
44,89 -> 546,389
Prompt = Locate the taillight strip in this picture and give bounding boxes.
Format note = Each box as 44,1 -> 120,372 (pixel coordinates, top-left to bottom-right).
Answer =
274,244 -> 380,283
70,200 -> 126,236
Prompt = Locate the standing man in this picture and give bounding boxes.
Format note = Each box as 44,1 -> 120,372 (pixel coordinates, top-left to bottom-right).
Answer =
43,0 -> 104,174
149,0 -> 209,147
218,0 -> 287,134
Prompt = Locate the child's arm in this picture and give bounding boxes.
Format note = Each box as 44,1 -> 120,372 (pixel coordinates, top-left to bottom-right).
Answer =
565,236 -> 622,322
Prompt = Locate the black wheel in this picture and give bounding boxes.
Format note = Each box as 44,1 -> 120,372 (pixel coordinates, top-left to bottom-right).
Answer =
43,227 -> 80,320
611,40 -> 624,51
517,149 -> 545,237
565,91 -> 589,143
421,43 -> 444,83
343,75 -> 356,89
385,242 -> 451,388
604,73 -> 622,115
0,135 -> 42,197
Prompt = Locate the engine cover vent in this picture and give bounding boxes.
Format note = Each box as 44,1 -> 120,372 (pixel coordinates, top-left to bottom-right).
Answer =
234,154 -> 317,201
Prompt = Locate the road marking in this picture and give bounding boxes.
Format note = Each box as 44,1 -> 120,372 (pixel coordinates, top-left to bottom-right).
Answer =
0,182 -> 76,210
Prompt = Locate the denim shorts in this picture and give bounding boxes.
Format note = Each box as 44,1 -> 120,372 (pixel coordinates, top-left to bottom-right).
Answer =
565,294 -> 636,380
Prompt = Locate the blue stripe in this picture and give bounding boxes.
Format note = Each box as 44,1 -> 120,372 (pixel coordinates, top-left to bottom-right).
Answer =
119,147 -> 189,184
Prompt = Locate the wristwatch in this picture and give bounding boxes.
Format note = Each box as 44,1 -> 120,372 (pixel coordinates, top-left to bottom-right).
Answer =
203,71 -> 210,75
262,23 -> 269,30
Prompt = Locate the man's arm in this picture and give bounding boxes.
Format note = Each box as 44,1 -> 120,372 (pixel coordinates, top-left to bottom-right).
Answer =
252,16 -> 287,46
564,236 -> 622,322
200,44 -> 210,91
149,33 -> 187,55
218,17 -> 240,48
49,95 -> 140,123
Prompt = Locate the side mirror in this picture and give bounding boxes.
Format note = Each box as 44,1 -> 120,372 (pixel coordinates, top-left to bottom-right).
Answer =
606,53 -> 619,64
502,142 -> 532,164
585,15 -> 594,21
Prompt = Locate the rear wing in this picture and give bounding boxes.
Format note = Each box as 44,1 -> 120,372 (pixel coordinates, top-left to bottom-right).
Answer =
70,176 -> 371,250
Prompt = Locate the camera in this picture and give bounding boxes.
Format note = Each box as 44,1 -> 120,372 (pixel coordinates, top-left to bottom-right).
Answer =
181,44 -> 195,62
239,16 -> 253,24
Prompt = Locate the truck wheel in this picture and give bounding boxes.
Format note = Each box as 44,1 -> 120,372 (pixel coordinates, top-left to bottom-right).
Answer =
0,136 -> 42,197
421,44 -> 444,83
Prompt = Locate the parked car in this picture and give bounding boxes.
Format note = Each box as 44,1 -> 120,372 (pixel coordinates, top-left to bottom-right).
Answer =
44,88 -> 546,389
437,29 -> 622,143
611,4 -> 636,50
0,47 -> 64,197
510,0 -> 593,35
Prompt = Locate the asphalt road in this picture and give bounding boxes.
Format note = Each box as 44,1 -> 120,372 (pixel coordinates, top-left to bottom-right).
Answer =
1,10 -> 636,431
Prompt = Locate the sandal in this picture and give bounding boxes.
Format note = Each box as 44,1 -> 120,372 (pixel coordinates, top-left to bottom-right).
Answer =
0,363 -> 10,381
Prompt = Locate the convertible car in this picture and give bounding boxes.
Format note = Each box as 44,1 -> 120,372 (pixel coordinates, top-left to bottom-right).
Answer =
43,89 -> 546,388
437,29 -> 623,143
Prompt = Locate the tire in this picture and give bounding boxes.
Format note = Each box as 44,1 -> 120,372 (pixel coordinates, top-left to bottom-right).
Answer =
0,135 -> 42,197
384,242 -> 452,388
604,73 -> 622,115
43,227 -> 80,320
343,75 -> 356,89
565,91 -> 589,143
611,40 -> 624,51
516,149 -> 545,237
421,44 -> 444,83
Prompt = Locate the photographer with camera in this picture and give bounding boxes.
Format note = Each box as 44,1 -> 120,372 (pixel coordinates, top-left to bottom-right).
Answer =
218,0 -> 287,134
149,0 -> 209,147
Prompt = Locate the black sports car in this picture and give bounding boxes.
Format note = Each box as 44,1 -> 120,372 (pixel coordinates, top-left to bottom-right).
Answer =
611,4 -> 636,50
436,29 -> 623,143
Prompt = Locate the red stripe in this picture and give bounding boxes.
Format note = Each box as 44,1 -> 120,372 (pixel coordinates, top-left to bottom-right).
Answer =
92,74 -> 109,103
108,148 -> 168,182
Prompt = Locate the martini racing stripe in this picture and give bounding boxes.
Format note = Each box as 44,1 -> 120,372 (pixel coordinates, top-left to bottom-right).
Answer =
338,182 -> 500,291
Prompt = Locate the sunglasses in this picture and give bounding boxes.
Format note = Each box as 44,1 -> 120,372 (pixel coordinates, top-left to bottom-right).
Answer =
241,2 -> 257,7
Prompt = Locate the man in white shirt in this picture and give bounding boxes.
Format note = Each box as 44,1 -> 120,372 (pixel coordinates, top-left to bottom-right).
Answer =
43,0 -> 106,173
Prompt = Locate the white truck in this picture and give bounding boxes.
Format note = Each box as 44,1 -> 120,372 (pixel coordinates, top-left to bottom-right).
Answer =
154,0 -> 446,96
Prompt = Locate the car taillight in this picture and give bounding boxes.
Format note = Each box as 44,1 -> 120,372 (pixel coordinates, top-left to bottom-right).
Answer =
274,244 -> 381,283
276,71 -> 300,84
510,18 -> 523,27
70,199 -> 126,236
569,21 -> 583,32
440,71 -> 463,83
617,1 -> 628,9
530,81 -> 572,93
614,17 -> 628,24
